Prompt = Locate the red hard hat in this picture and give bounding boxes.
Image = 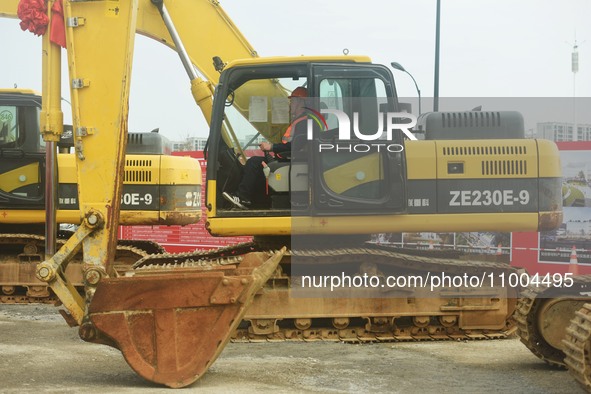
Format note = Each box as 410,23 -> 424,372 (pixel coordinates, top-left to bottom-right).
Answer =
288,86 -> 308,98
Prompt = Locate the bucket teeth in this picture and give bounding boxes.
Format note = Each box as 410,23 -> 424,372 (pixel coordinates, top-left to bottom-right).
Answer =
130,253 -> 246,273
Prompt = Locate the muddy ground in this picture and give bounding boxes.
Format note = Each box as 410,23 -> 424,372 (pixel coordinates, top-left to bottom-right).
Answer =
0,304 -> 584,393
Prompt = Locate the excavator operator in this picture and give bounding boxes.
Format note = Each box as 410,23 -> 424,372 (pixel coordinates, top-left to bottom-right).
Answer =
223,86 -> 310,209
0,109 -> 16,145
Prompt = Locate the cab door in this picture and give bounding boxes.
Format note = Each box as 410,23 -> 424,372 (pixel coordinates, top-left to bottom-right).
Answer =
0,95 -> 45,210
307,63 -> 407,215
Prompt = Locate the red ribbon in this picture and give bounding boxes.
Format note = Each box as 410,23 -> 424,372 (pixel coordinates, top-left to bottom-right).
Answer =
50,0 -> 66,48
17,0 -> 66,48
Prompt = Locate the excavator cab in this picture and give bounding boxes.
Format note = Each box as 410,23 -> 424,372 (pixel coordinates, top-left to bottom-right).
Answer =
206,58 -> 563,239
0,89 -> 202,227
207,58 -> 407,225
0,90 -> 45,210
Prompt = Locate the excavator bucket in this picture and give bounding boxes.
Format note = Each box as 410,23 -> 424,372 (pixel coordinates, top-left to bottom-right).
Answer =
85,250 -> 284,388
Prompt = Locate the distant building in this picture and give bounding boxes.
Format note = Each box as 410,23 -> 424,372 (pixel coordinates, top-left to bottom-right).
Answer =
566,220 -> 591,237
171,134 -> 267,152
537,122 -> 591,142
244,134 -> 266,147
524,128 -> 536,139
171,137 -> 208,152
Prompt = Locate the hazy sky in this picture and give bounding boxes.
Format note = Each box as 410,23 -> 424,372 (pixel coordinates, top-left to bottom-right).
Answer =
1,0 -> 589,141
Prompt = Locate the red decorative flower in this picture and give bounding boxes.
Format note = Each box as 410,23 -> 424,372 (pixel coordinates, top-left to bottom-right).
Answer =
17,0 -> 49,36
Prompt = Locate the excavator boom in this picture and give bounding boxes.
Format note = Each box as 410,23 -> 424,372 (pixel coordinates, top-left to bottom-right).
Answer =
5,0 -> 282,387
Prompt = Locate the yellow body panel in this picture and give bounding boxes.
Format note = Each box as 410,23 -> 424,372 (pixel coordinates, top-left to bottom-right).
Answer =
0,0 -> 18,18
404,141 -> 437,180
0,163 -> 39,192
54,152 -> 201,187
0,153 -> 201,225
537,139 -> 562,177
207,179 -> 217,217
405,139 -> 555,180
323,153 -> 384,194
207,212 -> 540,237
208,138 -> 561,237
225,55 -> 372,69
57,154 -> 77,183
0,209 -> 79,224
435,140 -> 539,179
0,88 -> 40,95
0,208 -> 194,226
160,155 -> 200,184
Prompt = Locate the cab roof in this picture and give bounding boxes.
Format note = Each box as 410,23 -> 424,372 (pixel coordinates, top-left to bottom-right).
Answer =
225,55 -> 372,70
0,88 -> 40,96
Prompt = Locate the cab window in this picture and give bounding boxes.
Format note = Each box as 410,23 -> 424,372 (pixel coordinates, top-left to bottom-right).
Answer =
0,106 -> 18,147
222,76 -> 307,156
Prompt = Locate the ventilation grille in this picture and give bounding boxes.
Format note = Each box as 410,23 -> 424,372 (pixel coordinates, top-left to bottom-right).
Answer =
442,145 -> 528,156
440,111 -> 501,128
124,159 -> 153,182
124,170 -> 152,182
128,133 -> 143,145
126,159 -> 153,167
481,160 -> 528,175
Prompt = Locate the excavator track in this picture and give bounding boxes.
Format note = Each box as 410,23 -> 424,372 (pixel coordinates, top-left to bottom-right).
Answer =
513,284 -> 566,367
4,237 -> 521,342
0,233 -> 149,304
132,241 -> 520,343
514,274 -> 591,368
563,303 -> 591,392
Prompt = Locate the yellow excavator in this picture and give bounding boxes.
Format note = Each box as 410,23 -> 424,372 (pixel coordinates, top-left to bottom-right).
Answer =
0,0 -> 569,388
514,276 -> 591,390
0,88 -> 202,301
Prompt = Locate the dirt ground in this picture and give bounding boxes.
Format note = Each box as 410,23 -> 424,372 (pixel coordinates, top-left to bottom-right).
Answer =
0,304 -> 585,393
